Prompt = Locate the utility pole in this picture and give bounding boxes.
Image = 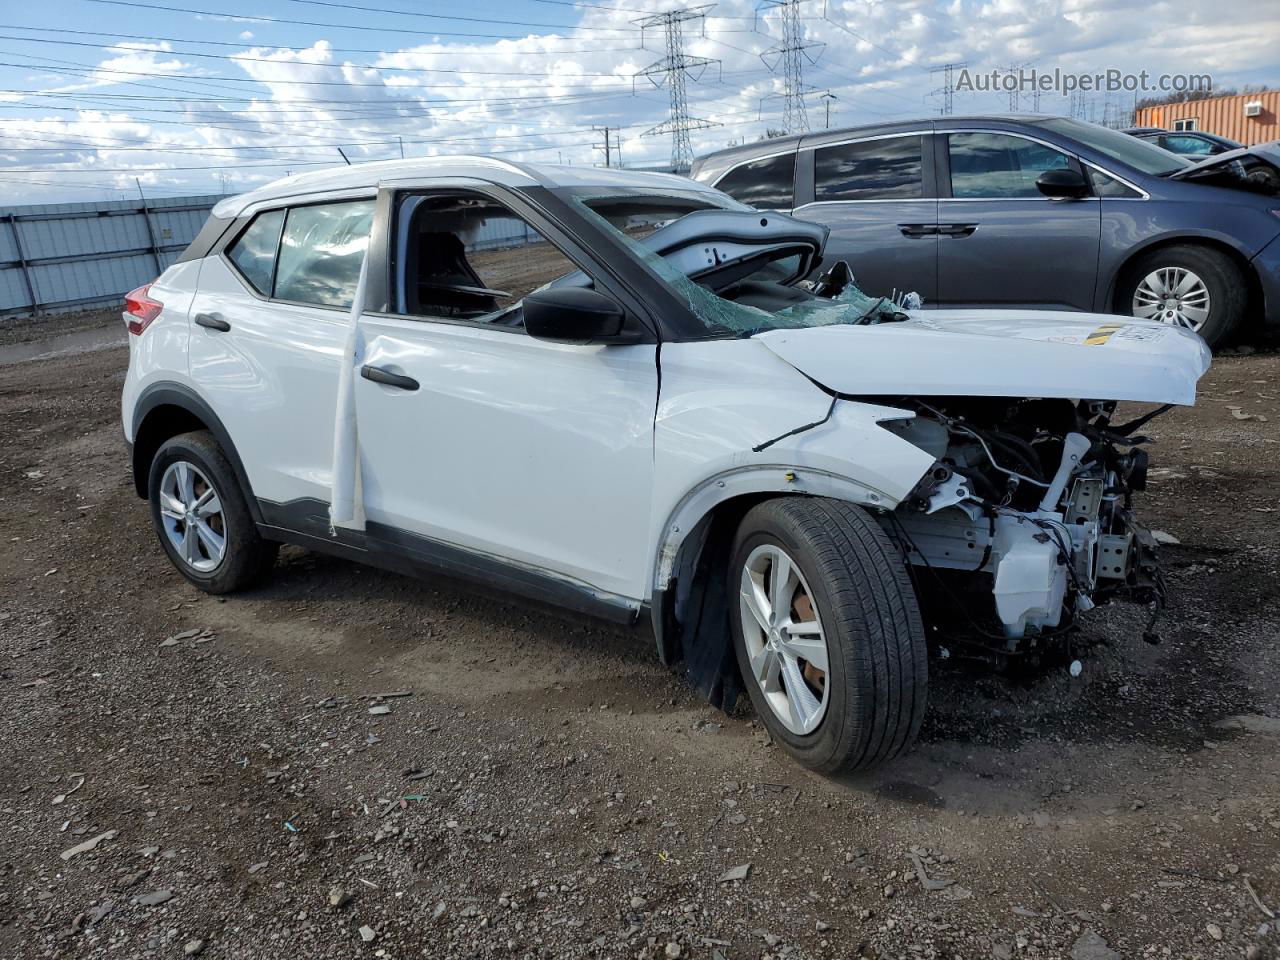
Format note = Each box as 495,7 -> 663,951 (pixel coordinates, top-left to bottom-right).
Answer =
929,61 -> 967,116
592,126 -> 615,167
634,5 -> 720,173
819,91 -> 837,128
757,0 -> 824,135
135,178 -> 162,275
398,136 -> 404,159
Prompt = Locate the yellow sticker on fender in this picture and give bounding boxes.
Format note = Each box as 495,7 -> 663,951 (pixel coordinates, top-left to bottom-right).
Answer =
1084,322 -> 1124,345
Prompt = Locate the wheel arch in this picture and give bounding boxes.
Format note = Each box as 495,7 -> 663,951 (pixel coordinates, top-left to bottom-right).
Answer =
649,465 -> 894,708
1105,235 -> 1262,323
131,383 -> 263,525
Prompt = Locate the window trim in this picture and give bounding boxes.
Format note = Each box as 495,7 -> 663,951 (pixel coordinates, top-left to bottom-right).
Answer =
218,192 -> 378,313
707,148 -> 799,211
1173,117 -> 1199,132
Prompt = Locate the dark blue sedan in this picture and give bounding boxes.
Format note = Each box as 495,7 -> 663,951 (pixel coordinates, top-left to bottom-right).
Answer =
690,116 -> 1280,346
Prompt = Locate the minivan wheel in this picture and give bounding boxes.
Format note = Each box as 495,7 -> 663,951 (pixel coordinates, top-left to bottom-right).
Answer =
728,498 -> 927,772
1122,244 -> 1246,347
148,430 -> 277,594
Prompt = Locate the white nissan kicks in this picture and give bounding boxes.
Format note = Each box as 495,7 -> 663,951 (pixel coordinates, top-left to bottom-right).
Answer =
122,157 -> 1210,772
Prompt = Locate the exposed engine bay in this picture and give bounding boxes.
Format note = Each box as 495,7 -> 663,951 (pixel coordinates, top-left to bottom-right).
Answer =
876,396 -> 1168,649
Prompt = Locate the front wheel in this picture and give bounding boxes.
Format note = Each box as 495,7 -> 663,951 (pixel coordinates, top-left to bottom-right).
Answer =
729,498 -> 927,773
1121,244 -> 1246,347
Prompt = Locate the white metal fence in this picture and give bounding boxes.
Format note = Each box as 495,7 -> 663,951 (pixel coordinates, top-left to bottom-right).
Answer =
0,194 -> 221,317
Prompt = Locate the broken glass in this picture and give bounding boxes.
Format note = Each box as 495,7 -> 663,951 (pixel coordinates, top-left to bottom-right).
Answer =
572,194 -> 903,337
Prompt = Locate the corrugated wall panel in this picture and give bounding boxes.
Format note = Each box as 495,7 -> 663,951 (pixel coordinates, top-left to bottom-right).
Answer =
1138,91 -> 1280,146
0,265 -> 32,311
0,193 -> 220,315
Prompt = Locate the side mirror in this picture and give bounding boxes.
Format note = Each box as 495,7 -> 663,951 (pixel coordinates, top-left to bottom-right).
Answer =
523,287 -> 642,344
1036,167 -> 1090,199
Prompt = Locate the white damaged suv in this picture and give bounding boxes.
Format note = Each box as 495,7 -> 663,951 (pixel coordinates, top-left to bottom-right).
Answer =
122,158 -> 1209,772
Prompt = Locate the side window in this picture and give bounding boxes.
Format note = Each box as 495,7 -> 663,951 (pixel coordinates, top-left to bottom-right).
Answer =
226,209 -> 284,296
948,133 -> 1070,198
396,192 -> 580,324
1163,134 -> 1214,156
274,200 -> 375,308
714,153 -> 796,210
813,136 -> 923,202
1087,167 -> 1141,198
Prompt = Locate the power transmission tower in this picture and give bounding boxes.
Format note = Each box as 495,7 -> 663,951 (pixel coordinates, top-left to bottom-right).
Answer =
592,126 -> 616,167
929,61 -> 968,115
757,0 -> 824,134
1005,62 -> 1032,111
634,6 -> 720,173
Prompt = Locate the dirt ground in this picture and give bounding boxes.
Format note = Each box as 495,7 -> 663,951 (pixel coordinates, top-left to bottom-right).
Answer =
1,327 -> 1279,960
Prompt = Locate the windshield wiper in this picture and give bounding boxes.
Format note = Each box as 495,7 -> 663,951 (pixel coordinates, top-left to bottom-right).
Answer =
853,297 -> 907,325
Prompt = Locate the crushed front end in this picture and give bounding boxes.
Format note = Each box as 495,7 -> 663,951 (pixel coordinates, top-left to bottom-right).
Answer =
877,396 -> 1170,650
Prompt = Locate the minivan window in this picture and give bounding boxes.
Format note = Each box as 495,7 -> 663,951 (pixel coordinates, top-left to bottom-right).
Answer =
813,136 -> 923,202
1035,117 -> 1189,176
947,133 -> 1069,198
274,200 -> 375,308
226,208 -> 284,296
714,153 -> 796,210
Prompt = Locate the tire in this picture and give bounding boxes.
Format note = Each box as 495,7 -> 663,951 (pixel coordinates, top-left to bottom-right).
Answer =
728,497 -> 927,773
147,430 -> 277,594
1120,244 -> 1247,348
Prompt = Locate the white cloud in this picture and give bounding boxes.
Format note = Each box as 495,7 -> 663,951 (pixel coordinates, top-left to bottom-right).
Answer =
2,0 -> 1277,203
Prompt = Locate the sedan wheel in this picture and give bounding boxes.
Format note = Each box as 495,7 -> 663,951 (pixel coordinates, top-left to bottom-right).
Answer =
738,543 -> 830,735
1131,266 -> 1211,332
158,460 -> 227,573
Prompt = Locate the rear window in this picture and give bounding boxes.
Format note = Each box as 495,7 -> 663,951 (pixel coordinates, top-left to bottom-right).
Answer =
226,209 -> 284,296
814,135 -> 924,201
274,200 -> 375,308
714,153 -> 796,210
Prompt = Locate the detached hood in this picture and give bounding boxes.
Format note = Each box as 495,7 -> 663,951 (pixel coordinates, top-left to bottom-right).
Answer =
756,310 -> 1211,405
1168,141 -> 1280,195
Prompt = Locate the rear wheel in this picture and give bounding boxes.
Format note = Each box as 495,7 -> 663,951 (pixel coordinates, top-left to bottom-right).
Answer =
1122,244 -> 1246,347
729,498 -> 927,772
148,430 -> 276,593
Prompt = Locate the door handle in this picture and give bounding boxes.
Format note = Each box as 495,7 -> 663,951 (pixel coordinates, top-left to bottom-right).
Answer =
194,313 -> 231,332
361,365 -> 419,391
898,223 -> 936,239
937,223 -> 978,238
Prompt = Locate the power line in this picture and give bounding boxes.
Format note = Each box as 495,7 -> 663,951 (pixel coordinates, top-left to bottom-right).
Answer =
0,32 -> 643,78
80,0 -> 611,40
633,5 -> 720,172
0,24 -> 637,57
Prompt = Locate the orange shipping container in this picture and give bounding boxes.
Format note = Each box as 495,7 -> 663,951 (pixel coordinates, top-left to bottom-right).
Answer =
1136,91 -> 1280,146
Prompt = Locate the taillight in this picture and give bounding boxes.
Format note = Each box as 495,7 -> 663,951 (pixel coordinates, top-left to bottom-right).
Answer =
124,283 -> 163,335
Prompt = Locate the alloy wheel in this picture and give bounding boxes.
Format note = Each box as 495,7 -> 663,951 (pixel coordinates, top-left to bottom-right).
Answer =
158,460 -> 227,573
738,544 -> 830,735
1132,266 -> 1211,332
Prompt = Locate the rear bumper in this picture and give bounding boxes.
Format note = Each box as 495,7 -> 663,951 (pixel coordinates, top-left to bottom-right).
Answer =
1251,233 -> 1280,326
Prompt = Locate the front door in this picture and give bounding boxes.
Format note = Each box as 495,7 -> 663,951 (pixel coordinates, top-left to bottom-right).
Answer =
792,133 -> 939,302
936,131 -> 1101,311
353,188 -> 658,603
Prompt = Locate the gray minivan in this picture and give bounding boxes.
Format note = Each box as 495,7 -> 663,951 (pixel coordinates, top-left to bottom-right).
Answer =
690,116 -> 1280,346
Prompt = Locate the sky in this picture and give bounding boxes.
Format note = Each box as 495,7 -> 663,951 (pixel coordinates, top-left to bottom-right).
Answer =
0,0 -> 1276,204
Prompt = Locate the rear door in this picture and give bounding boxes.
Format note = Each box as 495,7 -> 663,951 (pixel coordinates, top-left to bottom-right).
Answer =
187,195 -> 374,507
790,132 -> 938,302
936,130 -> 1100,311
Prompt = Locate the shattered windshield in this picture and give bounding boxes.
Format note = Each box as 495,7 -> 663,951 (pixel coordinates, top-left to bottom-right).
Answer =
571,191 -> 902,337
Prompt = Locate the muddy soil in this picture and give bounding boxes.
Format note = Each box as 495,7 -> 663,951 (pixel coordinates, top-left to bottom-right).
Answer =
0,342 -> 1278,960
